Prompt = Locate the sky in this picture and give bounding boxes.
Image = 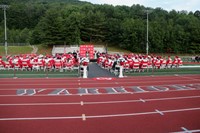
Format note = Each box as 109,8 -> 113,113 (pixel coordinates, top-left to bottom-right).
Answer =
79,0 -> 200,12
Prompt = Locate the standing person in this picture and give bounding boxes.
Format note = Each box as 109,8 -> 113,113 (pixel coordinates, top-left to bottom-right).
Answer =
80,57 -> 89,66
86,50 -> 89,58
73,50 -> 77,59
80,57 -> 90,77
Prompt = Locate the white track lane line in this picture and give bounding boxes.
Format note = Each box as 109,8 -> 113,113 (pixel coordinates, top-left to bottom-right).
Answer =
0,95 -> 200,106
82,114 -> 86,121
155,109 -> 164,115
0,107 -> 199,121
0,79 -> 199,86
87,107 -> 200,119
171,127 -> 200,133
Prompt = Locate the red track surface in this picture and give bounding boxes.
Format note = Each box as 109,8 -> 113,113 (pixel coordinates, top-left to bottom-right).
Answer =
0,75 -> 200,133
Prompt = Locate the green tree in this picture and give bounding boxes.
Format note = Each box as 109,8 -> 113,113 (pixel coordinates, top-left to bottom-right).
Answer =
81,8 -> 106,43
33,7 -> 64,44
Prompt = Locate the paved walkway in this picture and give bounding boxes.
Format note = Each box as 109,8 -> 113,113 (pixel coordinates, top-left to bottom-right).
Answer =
88,63 -> 117,78
30,45 -> 38,54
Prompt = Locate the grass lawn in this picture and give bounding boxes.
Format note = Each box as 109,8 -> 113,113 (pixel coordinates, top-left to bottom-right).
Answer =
107,46 -> 132,53
36,44 -> 53,55
0,44 -> 53,56
0,69 -> 79,78
124,67 -> 200,76
0,67 -> 199,78
0,46 -> 32,56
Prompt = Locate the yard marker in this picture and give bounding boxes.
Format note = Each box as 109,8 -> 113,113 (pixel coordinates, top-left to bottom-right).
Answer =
140,98 -> 146,103
171,129 -> 200,133
181,127 -> 189,132
82,114 -> 86,121
155,109 -> 164,115
37,89 -> 46,93
80,101 -> 84,106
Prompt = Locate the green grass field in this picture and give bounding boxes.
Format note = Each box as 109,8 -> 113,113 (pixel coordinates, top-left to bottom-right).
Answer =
0,44 -> 53,56
0,46 -> 33,56
0,67 -> 199,78
0,69 -> 79,78
124,67 -> 200,76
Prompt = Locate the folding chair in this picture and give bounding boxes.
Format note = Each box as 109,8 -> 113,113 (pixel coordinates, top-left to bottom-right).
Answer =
123,61 -> 130,72
177,59 -> 183,67
166,58 -> 173,68
63,61 -> 74,71
0,60 -> 5,70
14,62 -> 21,70
132,62 -> 140,72
140,62 -> 148,72
54,60 -> 62,71
32,62 -> 40,71
160,60 -> 167,69
38,59 -> 45,70
21,61 -> 29,71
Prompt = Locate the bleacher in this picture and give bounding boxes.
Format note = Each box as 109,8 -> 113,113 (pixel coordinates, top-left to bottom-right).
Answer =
94,46 -> 106,53
52,45 -> 106,56
52,45 -> 79,56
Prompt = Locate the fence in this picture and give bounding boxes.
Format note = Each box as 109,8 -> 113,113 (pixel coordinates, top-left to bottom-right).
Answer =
0,43 -> 30,46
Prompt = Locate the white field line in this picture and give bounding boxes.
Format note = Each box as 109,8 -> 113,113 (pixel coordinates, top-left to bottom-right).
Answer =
171,129 -> 200,133
176,75 -> 200,81
85,95 -> 200,105
0,74 -> 198,81
0,79 -> 199,86
180,66 -> 200,68
0,95 -> 199,106
0,116 -> 81,121
0,107 -> 199,121
86,107 -> 200,119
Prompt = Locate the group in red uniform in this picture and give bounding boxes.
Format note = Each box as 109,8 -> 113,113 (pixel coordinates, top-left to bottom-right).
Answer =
97,53 -> 183,72
0,53 -> 183,72
0,53 -> 79,71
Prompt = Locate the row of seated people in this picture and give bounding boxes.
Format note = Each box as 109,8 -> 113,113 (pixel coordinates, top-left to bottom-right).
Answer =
0,54 -> 79,71
97,53 -> 183,72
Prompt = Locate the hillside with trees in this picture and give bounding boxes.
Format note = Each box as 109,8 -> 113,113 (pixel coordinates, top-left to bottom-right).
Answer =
0,0 -> 200,54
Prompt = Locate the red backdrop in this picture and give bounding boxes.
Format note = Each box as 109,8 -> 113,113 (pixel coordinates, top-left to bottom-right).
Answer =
80,45 -> 94,59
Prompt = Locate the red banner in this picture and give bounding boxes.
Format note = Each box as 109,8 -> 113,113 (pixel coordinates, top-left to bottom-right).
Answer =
80,45 -> 94,59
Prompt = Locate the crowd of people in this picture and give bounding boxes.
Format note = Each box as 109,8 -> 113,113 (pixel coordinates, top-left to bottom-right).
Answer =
0,53 -> 80,71
0,52 -> 183,73
97,53 -> 183,72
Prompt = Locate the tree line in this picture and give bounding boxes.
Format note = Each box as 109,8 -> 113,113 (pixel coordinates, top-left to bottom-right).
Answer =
0,0 -> 200,54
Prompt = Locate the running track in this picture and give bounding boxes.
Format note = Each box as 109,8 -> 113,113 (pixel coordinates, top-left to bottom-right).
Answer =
0,75 -> 200,133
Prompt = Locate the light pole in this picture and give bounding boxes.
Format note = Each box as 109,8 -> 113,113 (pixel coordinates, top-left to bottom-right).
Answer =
144,9 -> 152,55
146,10 -> 149,55
0,5 -> 9,56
